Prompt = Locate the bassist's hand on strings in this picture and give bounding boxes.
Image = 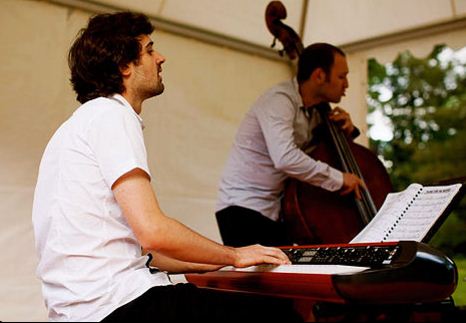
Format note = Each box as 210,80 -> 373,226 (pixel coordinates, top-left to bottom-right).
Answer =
328,106 -> 355,137
340,172 -> 366,200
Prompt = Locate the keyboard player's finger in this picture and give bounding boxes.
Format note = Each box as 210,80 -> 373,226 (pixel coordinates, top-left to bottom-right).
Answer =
233,244 -> 291,268
263,246 -> 292,264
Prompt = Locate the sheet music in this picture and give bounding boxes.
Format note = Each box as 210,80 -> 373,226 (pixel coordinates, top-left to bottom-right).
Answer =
351,183 -> 462,243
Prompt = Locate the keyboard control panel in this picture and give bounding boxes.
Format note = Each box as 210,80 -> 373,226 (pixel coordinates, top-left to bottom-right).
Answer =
282,244 -> 400,267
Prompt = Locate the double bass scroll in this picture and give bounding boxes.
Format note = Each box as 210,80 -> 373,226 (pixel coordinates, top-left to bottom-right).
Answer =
265,1 -> 303,60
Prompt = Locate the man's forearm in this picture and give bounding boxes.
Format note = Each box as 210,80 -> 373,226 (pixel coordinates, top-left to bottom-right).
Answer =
146,250 -> 223,274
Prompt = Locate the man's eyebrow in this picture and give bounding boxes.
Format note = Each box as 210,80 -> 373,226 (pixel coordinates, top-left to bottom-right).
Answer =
144,40 -> 154,48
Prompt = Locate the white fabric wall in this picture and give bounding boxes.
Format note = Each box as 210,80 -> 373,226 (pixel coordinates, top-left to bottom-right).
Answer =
0,0 -> 291,320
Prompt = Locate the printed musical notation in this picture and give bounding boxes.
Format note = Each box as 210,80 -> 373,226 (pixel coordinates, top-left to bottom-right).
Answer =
351,183 -> 463,243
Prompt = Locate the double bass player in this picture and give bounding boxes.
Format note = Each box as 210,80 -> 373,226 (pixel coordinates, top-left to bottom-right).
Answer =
215,43 -> 366,247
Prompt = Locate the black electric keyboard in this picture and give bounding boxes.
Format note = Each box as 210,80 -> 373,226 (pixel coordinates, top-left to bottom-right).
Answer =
283,244 -> 400,267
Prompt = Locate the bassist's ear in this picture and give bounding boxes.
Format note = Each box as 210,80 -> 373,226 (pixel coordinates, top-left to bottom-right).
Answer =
312,67 -> 327,84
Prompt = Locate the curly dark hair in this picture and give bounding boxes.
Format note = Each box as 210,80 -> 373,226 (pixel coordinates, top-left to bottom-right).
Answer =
297,43 -> 345,85
68,12 -> 154,103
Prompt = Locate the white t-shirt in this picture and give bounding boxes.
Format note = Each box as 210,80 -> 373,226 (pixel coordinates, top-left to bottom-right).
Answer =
32,94 -> 172,322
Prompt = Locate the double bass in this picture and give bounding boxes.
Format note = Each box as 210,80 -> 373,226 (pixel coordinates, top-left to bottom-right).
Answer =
265,1 -> 393,244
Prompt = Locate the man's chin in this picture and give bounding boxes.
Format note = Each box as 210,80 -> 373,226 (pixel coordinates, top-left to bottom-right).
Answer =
154,84 -> 165,96
328,98 -> 341,104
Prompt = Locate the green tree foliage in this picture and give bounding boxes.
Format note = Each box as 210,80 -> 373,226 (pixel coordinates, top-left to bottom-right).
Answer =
367,44 -> 466,255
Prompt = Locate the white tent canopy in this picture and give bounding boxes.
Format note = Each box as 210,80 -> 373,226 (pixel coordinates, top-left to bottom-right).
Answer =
50,0 -> 466,57
1,0 -> 465,321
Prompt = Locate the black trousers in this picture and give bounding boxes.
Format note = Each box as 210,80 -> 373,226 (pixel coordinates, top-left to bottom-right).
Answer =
101,283 -> 302,322
215,205 -> 292,247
